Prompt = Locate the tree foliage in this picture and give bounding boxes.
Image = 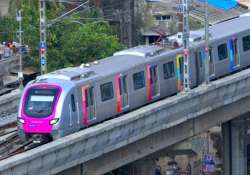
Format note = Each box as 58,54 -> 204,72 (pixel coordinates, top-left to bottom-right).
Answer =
1,0 -> 124,72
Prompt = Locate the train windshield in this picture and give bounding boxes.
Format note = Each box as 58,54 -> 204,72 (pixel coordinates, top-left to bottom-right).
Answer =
24,87 -> 59,118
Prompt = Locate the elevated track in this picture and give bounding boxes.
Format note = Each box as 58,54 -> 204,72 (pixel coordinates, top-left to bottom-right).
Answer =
1,68 -> 250,174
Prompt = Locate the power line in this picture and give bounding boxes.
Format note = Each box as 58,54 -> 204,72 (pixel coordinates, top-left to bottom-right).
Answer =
49,0 -> 89,25
39,0 -> 90,74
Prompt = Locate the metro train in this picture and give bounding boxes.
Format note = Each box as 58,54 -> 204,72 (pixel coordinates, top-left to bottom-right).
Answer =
18,15 -> 250,141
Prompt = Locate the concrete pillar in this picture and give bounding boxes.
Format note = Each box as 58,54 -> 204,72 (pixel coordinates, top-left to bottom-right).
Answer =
127,158 -> 155,175
222,122 -> 231,175
231,120 -> 246,175
222,120 -> 247,175
58,164 -> 87,175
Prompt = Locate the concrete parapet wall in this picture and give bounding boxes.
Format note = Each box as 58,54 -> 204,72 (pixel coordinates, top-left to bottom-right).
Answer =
0,89 -> 21,116
2,69 -> 250,175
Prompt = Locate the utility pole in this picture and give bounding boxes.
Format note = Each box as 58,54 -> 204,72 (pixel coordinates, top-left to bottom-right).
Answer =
128,0 -> 134,47
204,0 -> 210,84
16,10 -> 23,88
128,1 -> 132,48
177,0 -> 183,33
39,0 -> 47,75
182,0 -> 190,91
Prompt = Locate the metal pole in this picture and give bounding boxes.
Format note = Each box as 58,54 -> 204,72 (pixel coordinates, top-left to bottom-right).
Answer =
17,10 -> 23,88
183,0 -> 190,91
204,0 -> 210,84
40,0 -> 47,74
177,0 -> 183,33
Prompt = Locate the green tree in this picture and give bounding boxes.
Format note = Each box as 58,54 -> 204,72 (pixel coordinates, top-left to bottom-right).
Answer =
2,0 -> 124,72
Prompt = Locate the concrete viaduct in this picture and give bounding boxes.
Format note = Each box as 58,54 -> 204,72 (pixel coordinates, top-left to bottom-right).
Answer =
1,68 -> 250,175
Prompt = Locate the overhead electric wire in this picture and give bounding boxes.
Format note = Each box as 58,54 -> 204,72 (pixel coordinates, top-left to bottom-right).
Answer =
48,0 -> 89,26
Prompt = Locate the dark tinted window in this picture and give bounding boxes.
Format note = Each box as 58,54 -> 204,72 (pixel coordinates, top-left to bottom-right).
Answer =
218,43 -> 228,60
71,94 -> 76,112
198,52 -> 203,67
24,88 -> 59,118
100,82 -> 114,102
179,56 -> 184,74
150,65 -> 158,84
85,87 -> 94,107
243,35 -> 250,51
209,47 -> 213,63
155,15 -> 161,20
133,71 -> 145,90
163,62 -> 175,79
119,76 -> 127,95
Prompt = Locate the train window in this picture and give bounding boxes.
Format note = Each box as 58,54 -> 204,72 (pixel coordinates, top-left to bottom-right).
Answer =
71,94 -> 76,112
150,65 -> 158,84
85,87 -> 94,107
163,61 -> 175,79
243,35 -> 250,51
24,88 -> 59,118
199,52 -> 203,67
100,82 -> 114,102
119,75 -> 128,95
133,71 -> 145,90
218,43 -> 228,61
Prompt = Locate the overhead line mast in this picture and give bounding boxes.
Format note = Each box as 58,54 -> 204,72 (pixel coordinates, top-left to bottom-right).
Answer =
39,0 -> 89,75
204,0 -> 210,84
182,0 -> 190,91
39,0 -> 47,75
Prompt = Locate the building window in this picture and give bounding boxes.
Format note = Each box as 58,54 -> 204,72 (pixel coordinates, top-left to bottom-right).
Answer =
133,71 -> 145,90
163,62 -> 175,79
243,35 -> 250,52
155,15 -> 171,21
218,43 -> 228,61
100,82 -> 114,102
71,94 -> 76,112
155,15 -> 161,21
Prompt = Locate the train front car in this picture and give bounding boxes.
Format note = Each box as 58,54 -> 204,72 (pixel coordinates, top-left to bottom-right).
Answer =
17,82 -> 63,142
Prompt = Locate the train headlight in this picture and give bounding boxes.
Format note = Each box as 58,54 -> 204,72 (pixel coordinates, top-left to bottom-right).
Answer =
50,118 -> 59,125
18,118 -> 25,124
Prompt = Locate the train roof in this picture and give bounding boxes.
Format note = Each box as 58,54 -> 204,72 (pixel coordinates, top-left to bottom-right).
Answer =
36,15 -> 250,84
36,45 -> 168,83
200,14 -> 250,41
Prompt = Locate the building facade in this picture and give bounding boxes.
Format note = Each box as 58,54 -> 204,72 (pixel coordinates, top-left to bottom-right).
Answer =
0,0 -> 10,16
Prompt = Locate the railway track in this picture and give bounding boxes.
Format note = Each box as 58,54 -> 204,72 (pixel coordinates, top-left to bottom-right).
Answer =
0,113 -> 48,161
0,113 -> 31,160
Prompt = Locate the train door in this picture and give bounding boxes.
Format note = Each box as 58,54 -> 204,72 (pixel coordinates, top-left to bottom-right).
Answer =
116,73 -> 129,113
195,50 -> 204,84
147,64 -> 159,101
229,38 -> 240,72
176,54 -> 184,91
81,86 -> 95,127
209,47 -> 215,76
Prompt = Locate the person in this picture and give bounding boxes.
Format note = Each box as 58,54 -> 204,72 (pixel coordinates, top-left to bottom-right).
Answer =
3,43 -> 11,58
155,165 -> 161,175
155,158 -> 162,175
0,44 -> 4,60
186,163 -> 191,175
9,41 -> 14,56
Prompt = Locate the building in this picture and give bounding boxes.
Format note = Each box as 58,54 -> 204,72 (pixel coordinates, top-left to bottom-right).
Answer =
0,0 -> 10,16
141,0 -> 179,45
